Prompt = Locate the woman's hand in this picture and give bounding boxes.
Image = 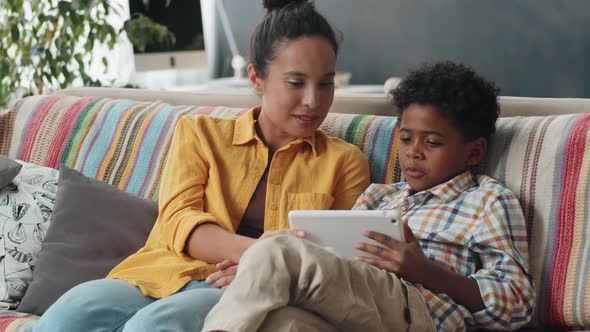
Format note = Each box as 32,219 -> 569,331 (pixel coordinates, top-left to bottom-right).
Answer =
205,259 -> 239,289
258,229 -> 306,241
354,219 -> 433,284
204,229 -> 306,289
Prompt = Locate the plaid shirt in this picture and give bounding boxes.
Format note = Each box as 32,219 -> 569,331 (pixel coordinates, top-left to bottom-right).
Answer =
353,171 -> 535,331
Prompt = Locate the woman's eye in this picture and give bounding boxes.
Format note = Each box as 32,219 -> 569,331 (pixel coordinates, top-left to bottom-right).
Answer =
288,81 -> 303,87
400,137 -> 411,144
320,81 -> 335,87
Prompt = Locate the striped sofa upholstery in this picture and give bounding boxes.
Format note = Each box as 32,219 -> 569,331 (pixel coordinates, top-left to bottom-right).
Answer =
0,94 -> 589,330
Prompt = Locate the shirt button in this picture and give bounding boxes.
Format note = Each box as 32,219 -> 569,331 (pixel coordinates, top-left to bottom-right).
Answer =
270,204 -> 278,210
401,206 -> 408,212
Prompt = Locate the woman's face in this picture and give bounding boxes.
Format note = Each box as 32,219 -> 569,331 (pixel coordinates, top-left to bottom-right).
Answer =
249,36 -> 336,151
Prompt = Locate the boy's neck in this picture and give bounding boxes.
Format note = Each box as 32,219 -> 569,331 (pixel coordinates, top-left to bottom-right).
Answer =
407,169 -> 474,196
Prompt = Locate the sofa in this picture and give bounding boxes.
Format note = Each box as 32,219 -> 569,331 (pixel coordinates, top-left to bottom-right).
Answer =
0,87 -> 590,331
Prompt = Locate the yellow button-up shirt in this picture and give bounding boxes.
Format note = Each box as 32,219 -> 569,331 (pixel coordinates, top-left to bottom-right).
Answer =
107,108 -> 370,298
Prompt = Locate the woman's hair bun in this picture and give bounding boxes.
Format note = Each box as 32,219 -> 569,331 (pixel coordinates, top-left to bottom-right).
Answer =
262,0 -> 307,12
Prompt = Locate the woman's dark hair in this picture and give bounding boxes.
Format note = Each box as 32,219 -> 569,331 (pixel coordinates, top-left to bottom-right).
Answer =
251,0 -> 340,78
390,60 -> 500,142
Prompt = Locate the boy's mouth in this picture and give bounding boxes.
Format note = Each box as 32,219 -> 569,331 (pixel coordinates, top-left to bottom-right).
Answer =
405,167 -> 425,178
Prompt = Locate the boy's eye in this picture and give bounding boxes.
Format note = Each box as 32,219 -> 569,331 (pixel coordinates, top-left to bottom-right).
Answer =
400,137 -> 411,144
426,140 -> 442,147
287,81 -> 303,87
320,81 -> 335,87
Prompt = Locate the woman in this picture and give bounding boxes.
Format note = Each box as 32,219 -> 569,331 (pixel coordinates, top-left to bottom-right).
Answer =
31,0 -> 370,331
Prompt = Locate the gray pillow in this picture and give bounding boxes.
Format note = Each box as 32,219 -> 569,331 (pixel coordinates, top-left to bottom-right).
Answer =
17,165 -> 157,315
0,155 -> 22,188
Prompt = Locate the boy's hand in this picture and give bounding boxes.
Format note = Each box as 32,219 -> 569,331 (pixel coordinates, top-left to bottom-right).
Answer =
354,219 -> 431,284
205,259 -> 239,289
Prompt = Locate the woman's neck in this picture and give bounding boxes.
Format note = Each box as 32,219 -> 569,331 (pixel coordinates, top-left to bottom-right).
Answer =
255,112 -> 295,153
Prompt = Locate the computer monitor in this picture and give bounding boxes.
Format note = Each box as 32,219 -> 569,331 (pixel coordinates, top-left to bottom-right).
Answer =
128,0 -> 207,72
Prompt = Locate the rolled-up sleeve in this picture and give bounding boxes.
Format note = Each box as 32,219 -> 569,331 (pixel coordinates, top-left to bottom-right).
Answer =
157,116 -> 231,256
468,193 -> 535,330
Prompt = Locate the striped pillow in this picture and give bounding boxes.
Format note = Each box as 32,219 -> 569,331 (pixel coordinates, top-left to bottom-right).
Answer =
0,96 -> 402,198
485,114 -> 590,328
320,113 -> 401,185
0,96 -> 245,200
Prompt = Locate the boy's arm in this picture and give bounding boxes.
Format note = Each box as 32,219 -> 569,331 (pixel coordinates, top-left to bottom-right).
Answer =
403,229 -> 486,312
356,189 -> 534,330
421,269 -> 485,311
464,192 -> 535,330
358,222 -> 486,312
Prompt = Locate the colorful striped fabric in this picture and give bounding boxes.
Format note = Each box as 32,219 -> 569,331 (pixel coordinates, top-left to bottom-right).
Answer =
0,310 -> 37,331
1,96 -> 247,200
0,96 -> 403,198
484,114 -> 590,328
1,95 -> 590,328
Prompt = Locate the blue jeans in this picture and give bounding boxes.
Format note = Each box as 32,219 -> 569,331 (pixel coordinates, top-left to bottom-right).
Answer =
30,279 -> 223,332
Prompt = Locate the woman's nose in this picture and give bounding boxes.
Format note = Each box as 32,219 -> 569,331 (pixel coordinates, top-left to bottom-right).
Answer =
303,87 -> 320,109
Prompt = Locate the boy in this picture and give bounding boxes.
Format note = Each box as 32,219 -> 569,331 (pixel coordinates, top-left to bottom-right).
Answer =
203,61 -> 535,332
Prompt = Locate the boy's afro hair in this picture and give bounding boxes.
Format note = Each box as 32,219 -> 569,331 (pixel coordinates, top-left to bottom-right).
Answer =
390,60 -> 500,141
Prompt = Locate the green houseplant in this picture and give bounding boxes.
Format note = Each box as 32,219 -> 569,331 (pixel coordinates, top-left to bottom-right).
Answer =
122,13 -> 175,53
0,0 -> 121,107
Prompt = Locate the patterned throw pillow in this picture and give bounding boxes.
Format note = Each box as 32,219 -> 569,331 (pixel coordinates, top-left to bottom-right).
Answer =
0,161 -> 58,309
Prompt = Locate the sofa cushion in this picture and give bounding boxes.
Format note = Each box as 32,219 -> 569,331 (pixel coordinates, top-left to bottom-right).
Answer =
0,161 -> 57,309
484,114 -> 590,327
0,310 -> 38,330
0,96 -> 402,195
2,94 -> 590,328
0,156 -> 22,189
0,96 -> 246,200
16,165 -> 158,315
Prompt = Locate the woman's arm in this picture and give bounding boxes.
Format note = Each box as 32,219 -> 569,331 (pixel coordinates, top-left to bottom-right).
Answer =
184,223 -> 255,263
185,223 -> 306,264
157,117 -> 236,258
331,148 -> 371,209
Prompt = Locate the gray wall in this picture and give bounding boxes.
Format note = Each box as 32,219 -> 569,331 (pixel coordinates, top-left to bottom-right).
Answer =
213,0 -> 590,98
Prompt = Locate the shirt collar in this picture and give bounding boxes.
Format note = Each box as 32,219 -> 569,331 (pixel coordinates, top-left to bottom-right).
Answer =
424,171 -> 477,201
232,107 -> 318,155
233,107 -> 259,145
395,171 -> 476,203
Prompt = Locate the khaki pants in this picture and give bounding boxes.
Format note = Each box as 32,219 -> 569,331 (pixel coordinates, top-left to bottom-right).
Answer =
258,307 -> 338,332
203,235 -> 436,332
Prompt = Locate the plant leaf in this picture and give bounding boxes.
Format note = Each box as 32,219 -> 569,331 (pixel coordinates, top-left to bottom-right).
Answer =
11,25 -> 20,42
33,223 -> 47,244
7,278 -> 28,293
12,203 -> 30,221
58,1 -> 71,15
8,223 -> 27,244
24,174 -> 43,185
7,247 -> 33,264
0,194 -> 15,206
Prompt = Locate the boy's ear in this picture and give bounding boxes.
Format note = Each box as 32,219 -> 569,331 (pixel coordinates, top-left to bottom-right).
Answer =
466,137 -> 487,167
247,64 -> 263,95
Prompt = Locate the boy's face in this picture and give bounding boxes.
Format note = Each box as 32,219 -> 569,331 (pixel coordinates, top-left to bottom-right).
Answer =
398,103 -> 485,193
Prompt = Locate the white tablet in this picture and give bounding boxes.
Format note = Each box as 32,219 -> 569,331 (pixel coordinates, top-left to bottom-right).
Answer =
288,210 -> 403,258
